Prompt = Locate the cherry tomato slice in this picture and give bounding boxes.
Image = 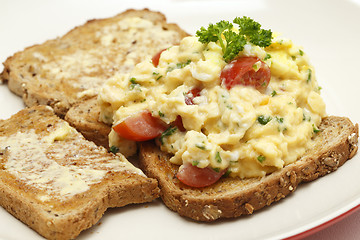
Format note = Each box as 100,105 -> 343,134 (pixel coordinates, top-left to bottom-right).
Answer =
172,115 -> 186,132
184,88 -> 201,105
220,56 -> 270,92
176,163 -> 227,188
152,49 -> 166,67
113,111 -> 167,141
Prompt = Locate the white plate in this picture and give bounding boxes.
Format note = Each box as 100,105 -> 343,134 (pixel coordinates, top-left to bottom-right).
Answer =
0,0 -> 359,239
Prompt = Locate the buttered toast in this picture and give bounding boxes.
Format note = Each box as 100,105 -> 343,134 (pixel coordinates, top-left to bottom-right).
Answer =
0,106 -> 159,240
1,9 -> 188,118
139,116 -> 358,221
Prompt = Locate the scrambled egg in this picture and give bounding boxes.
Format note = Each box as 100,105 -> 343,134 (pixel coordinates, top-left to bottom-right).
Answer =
99,34 -> 326,179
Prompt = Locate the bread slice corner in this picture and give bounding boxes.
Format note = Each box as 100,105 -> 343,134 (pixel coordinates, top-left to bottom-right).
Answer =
0,105 -> 159,239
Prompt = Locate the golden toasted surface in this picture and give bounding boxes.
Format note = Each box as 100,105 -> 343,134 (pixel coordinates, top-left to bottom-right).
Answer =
1,9 -> 189,117
0,105 -> 159,240
139,116 -> 358,221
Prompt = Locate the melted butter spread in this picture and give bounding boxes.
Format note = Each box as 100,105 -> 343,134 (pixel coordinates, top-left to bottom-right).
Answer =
31,17 -> 183,99
0,122 -> 144,201
99,33 -> 326,179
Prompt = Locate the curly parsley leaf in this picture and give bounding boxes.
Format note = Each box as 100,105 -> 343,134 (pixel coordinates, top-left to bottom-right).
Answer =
222,31 -> 247,63
196,16 -> 272,62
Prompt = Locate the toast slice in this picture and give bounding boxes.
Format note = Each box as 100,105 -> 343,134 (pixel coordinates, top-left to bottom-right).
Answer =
65,97 -> 111,149
139,116 -> 358,221
0,105 -> 159,240
0,9 -> 188,118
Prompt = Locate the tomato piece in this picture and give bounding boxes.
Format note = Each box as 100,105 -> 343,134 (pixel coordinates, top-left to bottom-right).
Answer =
113,111 -> 167,141
184,88 -> 201,105
172,115 -> 186,132
176,163 -> 227,188
220,56 -> 271,92
152,49 -> 166,67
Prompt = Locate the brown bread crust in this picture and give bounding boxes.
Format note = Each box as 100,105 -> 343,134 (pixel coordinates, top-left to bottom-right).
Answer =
0,106 -> 159,239
139,116 -> 358,221
1,9 -> 189,118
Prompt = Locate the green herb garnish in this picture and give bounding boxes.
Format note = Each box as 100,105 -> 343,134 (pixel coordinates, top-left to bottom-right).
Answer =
307,69 -> 312,83
223,169 -> 232,178
257,155 -> 266,163
158,111 -> 165,117
264,53 -> 272,61
257,115 -> 272,125
196,16 -> 272,62
212,167 -> 221,173
109,146 -> 119,154
129,77 -> 139,90
271,90 -> 277,97
275,116 -> 284,124
167,60 -> 191,72
159,126 -> 177,144
313,124 -> 321,133
192,160 -> 200,166
195,143 -> 206,150
215,151 -> 222,163
176,59 -> 191,68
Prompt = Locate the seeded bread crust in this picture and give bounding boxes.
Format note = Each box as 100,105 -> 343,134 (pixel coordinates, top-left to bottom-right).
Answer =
1,9 -> 189,118
139,116 -> 358,221
0,106 -> 160,240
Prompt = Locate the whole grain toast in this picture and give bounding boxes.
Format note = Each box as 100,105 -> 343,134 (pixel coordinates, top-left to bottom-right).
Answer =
139,116 -> 358,221
65,97 -> 111,149
1,9 -> 188,118
0,105 -> 159,240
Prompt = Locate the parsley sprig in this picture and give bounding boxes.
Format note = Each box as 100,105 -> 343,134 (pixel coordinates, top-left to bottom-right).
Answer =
196,16 -> 272,62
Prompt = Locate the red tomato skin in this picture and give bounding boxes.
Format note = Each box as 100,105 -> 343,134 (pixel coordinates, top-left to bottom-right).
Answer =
176,163 -> 227,188
220,57 -> 271,92
113,111 -> 166,141
184,88 -> 201,105
152,49 -> 166,67
172,115 -> 186,132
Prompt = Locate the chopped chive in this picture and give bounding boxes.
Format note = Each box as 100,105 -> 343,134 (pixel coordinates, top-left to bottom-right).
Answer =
223,169 -> 232,178
192,160 -> 200,166
257,115 -> 272,125
159,126 -> 177,144
109,146 -> 119,154
307,69 -> 312,83
195,143 -> 206,150
212,167 -> 220,173
264,53 -> 272,61
275,116 -> 284,123
257,155 -> 266,163
129,77 -> 137,84
129,77 -> 139,90
215,151 -> 222,163
313,124 -> 320,133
